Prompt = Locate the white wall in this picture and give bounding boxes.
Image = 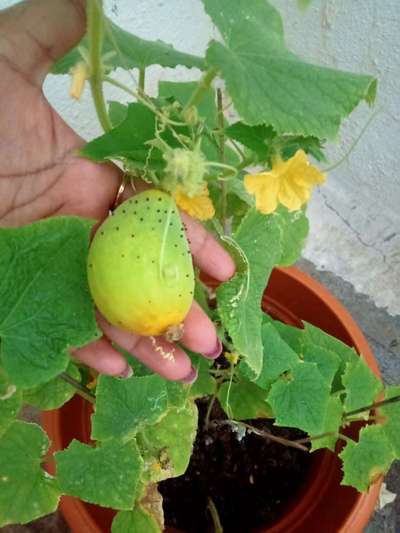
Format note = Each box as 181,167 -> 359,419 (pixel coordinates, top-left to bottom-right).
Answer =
2,0 -> 399,314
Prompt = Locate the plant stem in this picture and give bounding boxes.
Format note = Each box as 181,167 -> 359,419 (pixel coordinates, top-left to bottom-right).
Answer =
59,372 -> 96,404
295,431 -> 338,444
204,393 -> 217,430
344,414 -> 382,423
217,88 -> 228,234
343,394 -> 400,418
229,139 -> 246,160
104,76 -> 188,128
338,433 -> 354,445
183,67 -> 218,114
236,155 -> 255,172
87,0 -> 112,132
104,75 -> 137,97
138,67 -> 146,96
216,420 -> 309,452
207,498 -> 224,533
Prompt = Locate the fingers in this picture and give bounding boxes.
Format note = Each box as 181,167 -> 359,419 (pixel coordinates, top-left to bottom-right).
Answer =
97,315 -> 196,383
0,0 -> 86,85
182,301 -> 222,358
74,304 -> 222,382
56,157 -> 122,223
73,337 -> 132,377
181,213 -> 235,282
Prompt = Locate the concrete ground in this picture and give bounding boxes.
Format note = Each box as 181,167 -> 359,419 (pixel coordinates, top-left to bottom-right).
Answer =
1,260 -> 399,533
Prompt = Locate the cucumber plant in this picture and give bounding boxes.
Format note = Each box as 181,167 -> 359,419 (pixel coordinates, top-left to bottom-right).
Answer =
0,0 -> 398,530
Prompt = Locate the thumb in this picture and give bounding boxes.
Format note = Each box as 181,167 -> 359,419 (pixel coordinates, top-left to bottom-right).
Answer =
0,0 -> 86,86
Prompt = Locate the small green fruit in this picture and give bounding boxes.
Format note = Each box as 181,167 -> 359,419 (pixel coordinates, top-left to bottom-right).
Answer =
163,146 -> 207,197
88,190 -> 194,336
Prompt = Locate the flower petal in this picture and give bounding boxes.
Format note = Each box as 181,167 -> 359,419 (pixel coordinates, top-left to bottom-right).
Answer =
244,172 -> 271,193
278,179 -> 303,211
175,187 -> 215,221
69,61 -> 89,101
245,173 -> 279,214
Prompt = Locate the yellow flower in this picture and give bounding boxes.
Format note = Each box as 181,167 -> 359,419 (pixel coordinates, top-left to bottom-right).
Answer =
244,150 -> 325,215
225,351 -> 239,366
69,62 -> 90,101
174,186 -> 215,221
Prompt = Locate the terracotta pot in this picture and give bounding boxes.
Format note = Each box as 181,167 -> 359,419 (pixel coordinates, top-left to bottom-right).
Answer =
42,266 -> 381,533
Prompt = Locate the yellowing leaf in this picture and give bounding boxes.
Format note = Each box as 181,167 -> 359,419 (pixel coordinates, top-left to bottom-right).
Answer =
340,425 -> 394,492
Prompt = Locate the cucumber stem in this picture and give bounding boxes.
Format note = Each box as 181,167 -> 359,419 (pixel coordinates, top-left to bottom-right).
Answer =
183,67 -> 218,114
87,0 -> 112,132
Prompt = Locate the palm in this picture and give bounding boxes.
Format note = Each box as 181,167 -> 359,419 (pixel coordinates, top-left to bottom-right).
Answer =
0,0 -> 234,382
0,61 -> 119,227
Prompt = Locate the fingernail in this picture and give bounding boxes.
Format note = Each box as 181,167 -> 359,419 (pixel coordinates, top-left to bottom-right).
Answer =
180,366 -> 198,385
119,365 -> 133,379
203,338 -> 223,360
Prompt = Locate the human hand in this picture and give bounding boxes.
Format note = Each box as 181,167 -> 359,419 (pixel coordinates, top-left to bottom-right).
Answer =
0,0 -> 235,382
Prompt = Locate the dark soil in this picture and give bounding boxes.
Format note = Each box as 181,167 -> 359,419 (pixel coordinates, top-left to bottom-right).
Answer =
159,397 -> 312,533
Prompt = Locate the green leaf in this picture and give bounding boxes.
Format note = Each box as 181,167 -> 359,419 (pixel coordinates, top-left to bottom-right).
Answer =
0,368 -> 22,438
81,102 -> 162,167
342,358 -> 383,414
381,386 -> 400,457
202,0 -> 376,139
225,123 -> 326,163
267,362 -> 331,434
310,396 -> 343,452
114,349 -> 188,408
112,507 -> 161,533
0,217 -> 98,388
225,122 -> 275,161
275,207 -> 309,266
276,135 -> 327,163
299,323 -> 361,392
218,380 -> 272,420
104,21 -> 205,70
56,438 -> 143,510
92,374 -> 168,441
303,322 -> 359,369
0,421 -> 60,526
159,81 -> 217,127
263,315 -> 304,353
217,209 -> 281,379
253,322 -> 299,388
137,401 -> 198,483
109,101 -> 128,127
23,363 -> 81,410
339,425 -> 394,492
52,20 -> 205,74
225,177 -> 254,207
165,380 -> 187,409
303,345 -> 341,387
189,355 -> 217,399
